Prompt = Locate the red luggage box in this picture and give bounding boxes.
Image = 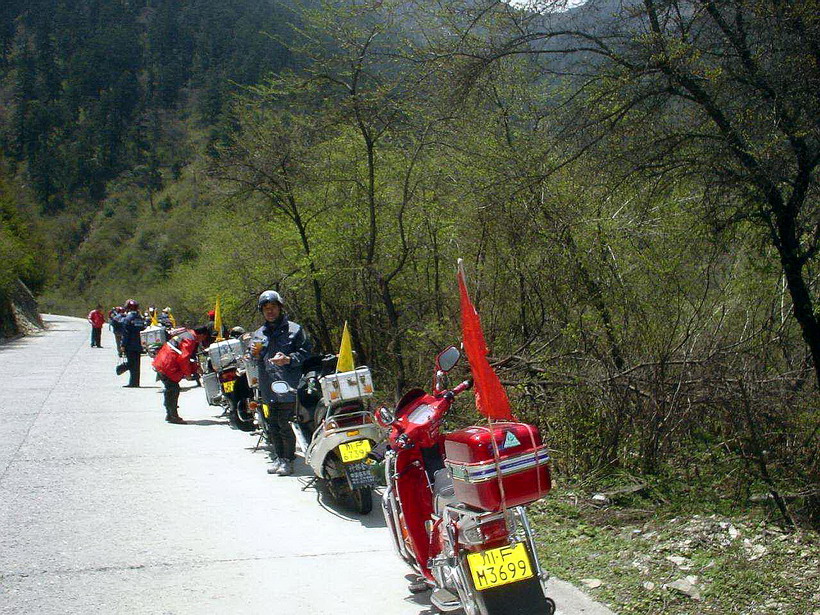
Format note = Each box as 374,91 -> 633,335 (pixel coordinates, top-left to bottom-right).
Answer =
444,422 -> 551,512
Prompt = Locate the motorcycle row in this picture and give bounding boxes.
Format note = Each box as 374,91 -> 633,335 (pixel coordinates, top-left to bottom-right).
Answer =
138,323 -> 557,615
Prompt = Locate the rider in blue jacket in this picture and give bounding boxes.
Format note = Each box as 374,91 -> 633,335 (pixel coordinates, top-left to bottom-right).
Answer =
120,300 -> 147,387
109,306 -> 125,356
251,290 -> 312,476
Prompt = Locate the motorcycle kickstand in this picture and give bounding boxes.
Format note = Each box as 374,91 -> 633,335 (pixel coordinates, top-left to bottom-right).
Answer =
301,476 -> 318,492
253,431 -> 265,452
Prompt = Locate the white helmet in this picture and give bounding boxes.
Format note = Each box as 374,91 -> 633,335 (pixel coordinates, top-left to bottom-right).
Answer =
257,290 -> 284,311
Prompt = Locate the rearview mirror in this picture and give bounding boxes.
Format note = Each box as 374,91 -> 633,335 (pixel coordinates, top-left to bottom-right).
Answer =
436,346 -> 461,373
271,381 -> 291,395
375,406 -> 396,427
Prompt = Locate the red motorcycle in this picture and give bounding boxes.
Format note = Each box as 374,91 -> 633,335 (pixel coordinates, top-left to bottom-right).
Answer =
376,346 -> 556,615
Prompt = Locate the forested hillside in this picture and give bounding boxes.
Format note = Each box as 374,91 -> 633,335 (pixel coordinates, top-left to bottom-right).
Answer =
1,0 -> 817,533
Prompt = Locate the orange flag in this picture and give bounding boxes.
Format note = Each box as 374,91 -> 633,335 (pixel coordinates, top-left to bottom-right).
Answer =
457,259 -> 513,420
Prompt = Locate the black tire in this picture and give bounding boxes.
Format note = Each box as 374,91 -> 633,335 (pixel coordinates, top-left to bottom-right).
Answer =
475,575 -> 553,615
323,453 -> 373,515
351,487 -> 373,515
229,399 -> 255,432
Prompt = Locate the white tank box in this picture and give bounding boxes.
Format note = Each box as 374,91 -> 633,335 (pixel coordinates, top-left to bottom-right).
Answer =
140,325 -> 166,350
207,337 -> 245,370
319,367 -> 375,405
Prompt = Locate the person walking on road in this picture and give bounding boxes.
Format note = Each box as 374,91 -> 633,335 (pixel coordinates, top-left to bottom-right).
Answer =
152,326 -> 210,424
87,305 -> 106,348
252,291 -> 312,477
120,299 -> 146,388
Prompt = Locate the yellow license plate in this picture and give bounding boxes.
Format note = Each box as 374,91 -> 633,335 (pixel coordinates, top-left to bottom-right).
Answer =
466,542 -> 534,591
338,439 -> 372,463
222,380 -> 235,393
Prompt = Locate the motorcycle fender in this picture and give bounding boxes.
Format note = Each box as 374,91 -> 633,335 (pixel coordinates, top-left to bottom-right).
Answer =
381,454 -> 419,570
307,425 -> 382,477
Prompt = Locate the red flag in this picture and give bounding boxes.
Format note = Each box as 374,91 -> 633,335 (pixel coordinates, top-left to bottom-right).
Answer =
457,259 -> 513,420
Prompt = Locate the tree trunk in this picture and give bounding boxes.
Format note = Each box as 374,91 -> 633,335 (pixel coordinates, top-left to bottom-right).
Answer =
774,211 -> 820,389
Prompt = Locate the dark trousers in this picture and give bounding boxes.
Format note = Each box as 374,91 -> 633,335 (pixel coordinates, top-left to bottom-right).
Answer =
266,403 -> 296,461
90,327 -> 102,347
159,374 -> 181,418
125,350 -> 141,386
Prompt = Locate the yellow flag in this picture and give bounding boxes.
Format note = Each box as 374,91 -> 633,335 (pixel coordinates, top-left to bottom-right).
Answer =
150,310 -> 159,327
214,296 -> 224,341
337,321 -> 354,372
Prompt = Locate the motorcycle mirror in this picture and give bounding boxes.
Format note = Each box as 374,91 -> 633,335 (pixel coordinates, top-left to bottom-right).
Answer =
436,345 -> 461,373
271,381 -> 291,394
375,406 -> 396,427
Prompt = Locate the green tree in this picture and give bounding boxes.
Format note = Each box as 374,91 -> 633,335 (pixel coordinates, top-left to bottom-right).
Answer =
449,0 -> 820,389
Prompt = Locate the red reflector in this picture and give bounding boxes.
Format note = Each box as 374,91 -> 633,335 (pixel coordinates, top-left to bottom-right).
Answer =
480,518 -> 509,543
219,370 -> 237,383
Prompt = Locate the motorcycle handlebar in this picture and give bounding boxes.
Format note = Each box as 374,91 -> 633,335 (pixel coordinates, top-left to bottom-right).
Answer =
451,379 -> 472,396
441,379 -> 472,402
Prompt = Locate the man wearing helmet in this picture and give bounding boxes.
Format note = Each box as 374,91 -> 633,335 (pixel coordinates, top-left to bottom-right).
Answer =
158,307 -> 175,330
120,299 -> 147,387
252,290 -> 313,476
109,306 -> 125,357
228,326 -> 246,339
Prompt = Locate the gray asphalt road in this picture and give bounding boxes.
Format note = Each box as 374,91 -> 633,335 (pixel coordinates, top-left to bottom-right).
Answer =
0,315 -> 615,615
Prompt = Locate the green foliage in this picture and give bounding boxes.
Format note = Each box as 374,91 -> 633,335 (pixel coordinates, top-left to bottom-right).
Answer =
0,0 -> 296,208
0,169 -> 51,294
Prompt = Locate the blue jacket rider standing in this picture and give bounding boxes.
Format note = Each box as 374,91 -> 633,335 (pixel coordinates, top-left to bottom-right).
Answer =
120,299 -> 147,387
251,290 -> 312,476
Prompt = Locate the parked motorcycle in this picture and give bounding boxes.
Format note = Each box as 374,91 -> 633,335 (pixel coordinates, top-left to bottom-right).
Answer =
202,337 -> 255,431
270,357 -> 383,514
376,346 -> 556,615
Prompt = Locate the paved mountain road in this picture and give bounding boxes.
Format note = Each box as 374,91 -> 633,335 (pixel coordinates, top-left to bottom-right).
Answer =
0,315 -> 615,615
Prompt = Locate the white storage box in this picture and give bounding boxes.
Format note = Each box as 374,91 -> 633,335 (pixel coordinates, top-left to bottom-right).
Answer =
319,367 -> 374,405
240,355 -> 260,387
207,338 -> 245,371
140,326 -> 166,350
202,371 -> 222,406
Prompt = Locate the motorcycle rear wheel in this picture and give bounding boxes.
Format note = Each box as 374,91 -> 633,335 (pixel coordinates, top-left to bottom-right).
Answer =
323,453 -> 373,515
351,487 -> 373,515
228,399 -> 255,432
474,576 -> 554,615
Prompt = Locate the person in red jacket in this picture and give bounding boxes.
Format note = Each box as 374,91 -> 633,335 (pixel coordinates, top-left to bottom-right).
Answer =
152,326 -> 210,424
87,305 -> 106,348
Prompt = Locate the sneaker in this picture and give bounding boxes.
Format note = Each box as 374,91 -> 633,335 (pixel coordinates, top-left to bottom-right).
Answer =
276,459 -> 294,476
267,459 -> 283,475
